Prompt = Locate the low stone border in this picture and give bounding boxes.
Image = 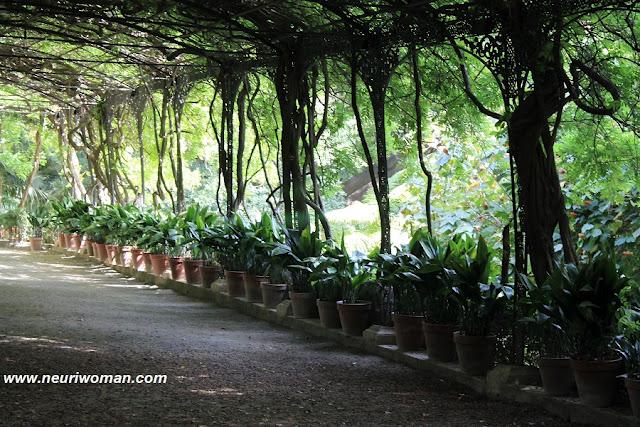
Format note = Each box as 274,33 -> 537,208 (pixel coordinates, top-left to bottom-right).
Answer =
55,248 -> 640,427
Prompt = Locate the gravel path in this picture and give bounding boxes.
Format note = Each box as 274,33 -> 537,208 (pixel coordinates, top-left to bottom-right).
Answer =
0,248 -> 572,426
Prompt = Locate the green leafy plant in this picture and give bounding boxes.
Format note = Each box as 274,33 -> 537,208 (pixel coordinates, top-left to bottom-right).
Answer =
544,252 -> 629,360
449,235 -> 510,336
305,238 -> 351,302
27,205 -> 49,238
377,251 -> 423,315
519,274 -> 571,358
616,307 -> 640,379
51,198 -> 90,233
408,231 -> 460,324
202,213 -> 248,271
270,226 -> 325,292
182,203 -> 220,260
137,211 -> 183,255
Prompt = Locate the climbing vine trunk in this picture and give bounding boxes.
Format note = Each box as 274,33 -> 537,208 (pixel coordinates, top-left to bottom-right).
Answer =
369,89 -> 391,253
352,44 -> 398,253
508,68 -> 576,284
18,112 -> 45,208
275,45 -> 310,231
218,70 -> 242,216
233,82 -> 247,211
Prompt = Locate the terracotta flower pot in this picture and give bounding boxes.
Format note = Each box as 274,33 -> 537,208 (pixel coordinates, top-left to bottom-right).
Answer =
422,322 -> 458,362
201,265 -> 222,288
538,357 -> 575,396
63,233 -> 72,249
90,242 -> 98,257
184,258 -> 204,284
114,246 -> 123,266
625,375 -> 640,418
130,248 -> 144,271
58,233 -> 66,248
169,256 -> 186,281
261,283 -> 287,308
453,332 -> 496,376
106,245 -> 118,265
95,243 -> 107,262
142,252 -> 153,273
337,300 -> 371,336
149,253 -> 168,276
393,313 -> 425,351
243,273 -> 264,302
70,234 -> 81,251
29,237 -> 43,251
290,292 -> 318,318
317,300 -> 341,329
86,240 -> 95,257
226,271 -> 246,297
120,246 -> 133,268
571,358 -> 623,407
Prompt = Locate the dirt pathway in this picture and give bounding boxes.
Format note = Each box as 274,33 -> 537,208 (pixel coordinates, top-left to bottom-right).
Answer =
0,248 -> 571,426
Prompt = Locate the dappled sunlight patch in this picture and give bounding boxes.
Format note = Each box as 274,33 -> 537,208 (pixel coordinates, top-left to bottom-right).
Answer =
0,334 -> 99,353
189,387 -> 244,396
1,273 -> 44,282
103,283 -> 156,289
34,262 -> 87,270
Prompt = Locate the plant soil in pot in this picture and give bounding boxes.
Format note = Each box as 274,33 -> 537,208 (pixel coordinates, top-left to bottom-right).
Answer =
149,254 -> 168,276
393,313 -> 425,351
538,358 -> 575,396
130,248 -> 144,271
290,292 -> 318,318
142,252 -> 153,273
29,237 -> 43,251
261,283 -> 287,308
201,265 -> 221,289
184,259 -> 204,284
625,375 -> 640,418
571,358 -> 623,407
337,300 -> 371,336
317,300 -> 341,329
169,257 -> 186,281
453,332 -> 496,376
243,274 -> 263,303
226,271 -> 246,297
423,322 -> 458,362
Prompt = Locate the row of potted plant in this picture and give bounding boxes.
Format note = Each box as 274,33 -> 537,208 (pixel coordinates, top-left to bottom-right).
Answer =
50,201 -> 640,417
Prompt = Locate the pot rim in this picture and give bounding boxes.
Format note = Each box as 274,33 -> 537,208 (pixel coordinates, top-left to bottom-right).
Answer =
290,291 -> 315,297
317,298 -> 339,305
570,357 -> 623,371
453,331 -> 496,343
422,322 -> 459,331
261,282 -> 287,289
337,300 -> 371,308
392,312 -> 424,319
624,374 -> 640,388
